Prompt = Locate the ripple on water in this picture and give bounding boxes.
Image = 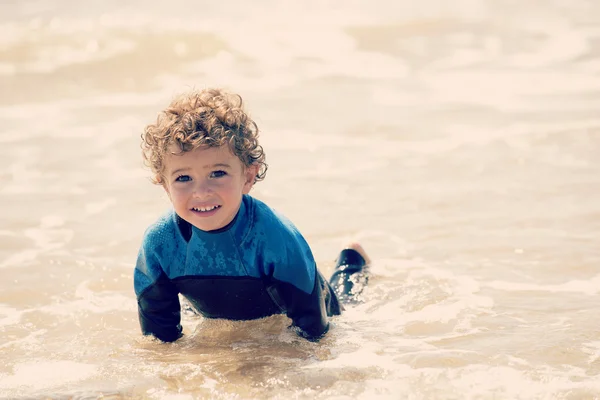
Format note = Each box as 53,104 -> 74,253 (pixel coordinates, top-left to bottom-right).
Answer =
0,360 -> 97,393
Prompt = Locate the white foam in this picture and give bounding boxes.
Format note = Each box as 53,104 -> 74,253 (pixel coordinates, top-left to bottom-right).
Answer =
303,345 -> 396,370
450,363 -> 600,398
358,265 -> 495,339
0,304 -> 22,327
24,38 -> 136,74
0,215 -> 71,268
24,226 -> 73,252
450,365 -> 547,398
369,294 -> 492,328
581,341 -> 600,364
0,249 -> 39,269
146,389 -> 194,400
0,361 -> 97,390
485,274 -> 600,295
38,281 -> 136,315
0,329 -> 46,353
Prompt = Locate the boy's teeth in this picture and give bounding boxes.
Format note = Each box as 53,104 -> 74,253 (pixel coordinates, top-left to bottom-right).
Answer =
193,205 -> 218,212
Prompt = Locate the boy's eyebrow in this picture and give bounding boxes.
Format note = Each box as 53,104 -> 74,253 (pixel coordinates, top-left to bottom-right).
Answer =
170,163 -> 232,176
170,167 -> 191,176
209,163 -> 232,169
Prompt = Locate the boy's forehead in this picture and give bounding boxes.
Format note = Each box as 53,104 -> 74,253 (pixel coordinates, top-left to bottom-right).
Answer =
166,142 -> 232,156
164,144 -> 240,169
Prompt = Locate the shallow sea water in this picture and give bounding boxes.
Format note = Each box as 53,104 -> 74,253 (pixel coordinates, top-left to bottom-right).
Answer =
1,0 -> 599,399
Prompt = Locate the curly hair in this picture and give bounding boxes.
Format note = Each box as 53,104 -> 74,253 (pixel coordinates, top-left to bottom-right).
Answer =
141,88 -> 268,185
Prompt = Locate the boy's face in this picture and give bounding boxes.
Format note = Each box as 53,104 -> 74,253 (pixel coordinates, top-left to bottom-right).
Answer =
162,144 -> 258,232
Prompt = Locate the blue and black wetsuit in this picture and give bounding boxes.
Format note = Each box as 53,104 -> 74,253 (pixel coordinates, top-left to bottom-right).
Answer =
134,194 -> 367,342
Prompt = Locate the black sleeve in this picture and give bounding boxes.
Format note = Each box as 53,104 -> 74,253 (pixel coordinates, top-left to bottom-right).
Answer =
269,270 -> 340,341
137,274 -> 183,343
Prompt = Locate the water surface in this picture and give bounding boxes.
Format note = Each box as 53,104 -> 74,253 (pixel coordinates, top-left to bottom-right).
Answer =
1,1 -> 599,398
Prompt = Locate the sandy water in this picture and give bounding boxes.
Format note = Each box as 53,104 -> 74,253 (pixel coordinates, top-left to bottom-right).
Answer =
1,0 -> 599,398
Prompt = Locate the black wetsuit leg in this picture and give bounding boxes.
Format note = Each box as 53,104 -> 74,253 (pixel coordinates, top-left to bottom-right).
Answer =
328,249 -> 369,303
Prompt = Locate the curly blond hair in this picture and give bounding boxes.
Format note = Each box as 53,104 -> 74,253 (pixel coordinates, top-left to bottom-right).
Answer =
141,88 -> 267,185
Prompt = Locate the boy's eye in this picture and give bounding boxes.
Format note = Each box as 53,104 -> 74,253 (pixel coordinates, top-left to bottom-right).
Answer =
175,175 -> 191,182
210,170 -> 227,178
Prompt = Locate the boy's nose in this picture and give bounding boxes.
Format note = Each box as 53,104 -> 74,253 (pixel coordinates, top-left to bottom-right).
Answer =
192,180 -> 213,197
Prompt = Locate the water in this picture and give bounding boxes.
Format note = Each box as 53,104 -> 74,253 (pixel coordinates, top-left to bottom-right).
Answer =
1,0 -> 599,398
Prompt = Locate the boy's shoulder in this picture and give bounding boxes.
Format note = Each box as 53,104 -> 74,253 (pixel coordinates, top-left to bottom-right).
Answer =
141,208 -> 179,247
245,196 -> 316,290
245,195 -> 304,242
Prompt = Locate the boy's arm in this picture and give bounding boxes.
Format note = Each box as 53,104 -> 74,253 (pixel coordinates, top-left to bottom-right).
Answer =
134,245 -> 183,343
270,269 -> 332,341
265,225 -> 338,341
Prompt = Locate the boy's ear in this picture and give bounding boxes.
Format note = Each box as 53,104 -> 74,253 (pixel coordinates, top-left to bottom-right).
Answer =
242,164 -> 259,194
159,175 -> 172,199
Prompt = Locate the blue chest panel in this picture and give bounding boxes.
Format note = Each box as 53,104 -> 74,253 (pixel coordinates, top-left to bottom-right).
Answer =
172,233 -> 255,278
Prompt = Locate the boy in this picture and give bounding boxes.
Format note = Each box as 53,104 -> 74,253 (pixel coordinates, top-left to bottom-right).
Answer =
134,88 -> 369,342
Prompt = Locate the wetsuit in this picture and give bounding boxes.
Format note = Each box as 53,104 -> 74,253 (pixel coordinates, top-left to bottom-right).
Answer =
135,194 -> 369,342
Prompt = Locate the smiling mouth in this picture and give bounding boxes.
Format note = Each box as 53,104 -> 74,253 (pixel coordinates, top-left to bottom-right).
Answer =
191,205 -> 221,212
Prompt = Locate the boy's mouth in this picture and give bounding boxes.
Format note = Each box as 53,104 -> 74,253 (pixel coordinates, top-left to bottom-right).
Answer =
191,205 -> 221,213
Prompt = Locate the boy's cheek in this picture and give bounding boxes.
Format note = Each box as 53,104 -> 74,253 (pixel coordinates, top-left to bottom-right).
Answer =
162,183 -> 172,199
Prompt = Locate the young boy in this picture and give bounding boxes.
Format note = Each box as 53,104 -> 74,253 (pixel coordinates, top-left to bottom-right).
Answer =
134,88 -> 369,343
